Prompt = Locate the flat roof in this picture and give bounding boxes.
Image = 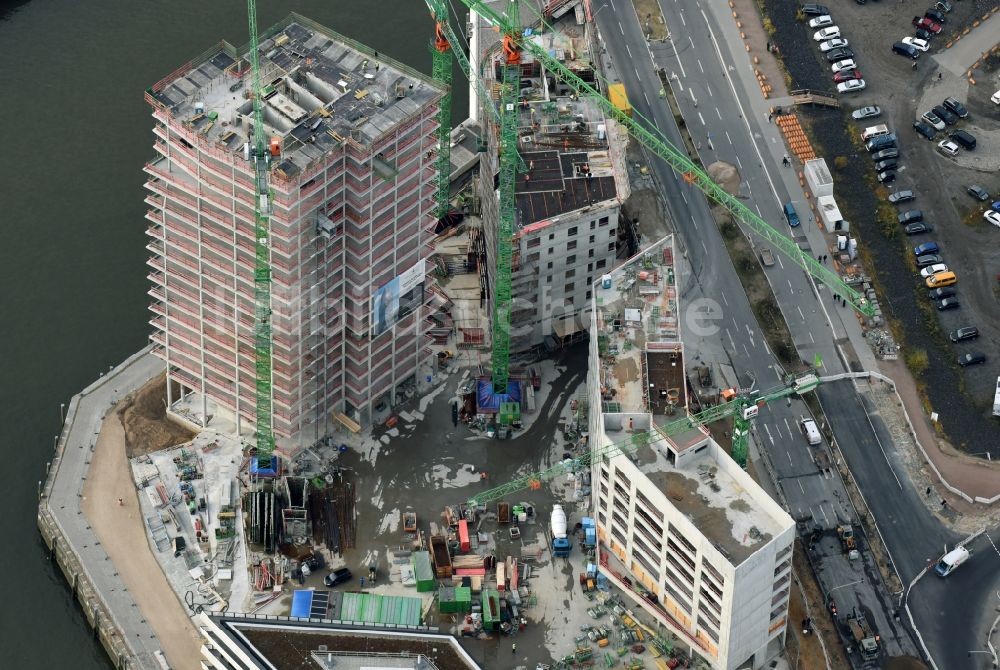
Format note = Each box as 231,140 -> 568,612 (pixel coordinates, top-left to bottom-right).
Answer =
627,429 -> 785,565
148,14 -> 442,177
594,238 -> 680,413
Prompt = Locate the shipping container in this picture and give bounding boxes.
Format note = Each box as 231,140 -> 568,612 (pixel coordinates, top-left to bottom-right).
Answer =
411,551 -> 436,592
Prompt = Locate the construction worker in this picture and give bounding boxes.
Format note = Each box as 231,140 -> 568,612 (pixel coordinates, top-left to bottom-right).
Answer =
512,642 -> 517,654
118,497 -> 124,506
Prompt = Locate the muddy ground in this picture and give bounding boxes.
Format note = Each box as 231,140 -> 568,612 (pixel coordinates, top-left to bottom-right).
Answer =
762,0 -> 1000,455
117,375 -> 195,458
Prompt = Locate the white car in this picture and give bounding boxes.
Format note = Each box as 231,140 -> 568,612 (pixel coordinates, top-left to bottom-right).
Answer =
831,59 -> 857,73
920,263 -> 948,278
820,37 -> 849,52
902,36 -> 930,52
992,90 -> 1000,105
921,111 -> 946,130
814,27 -> 841,42
937,140 -> 959,156
986,210 -> 1000,228
837,79 -> 866,93
809,15 -> 834,28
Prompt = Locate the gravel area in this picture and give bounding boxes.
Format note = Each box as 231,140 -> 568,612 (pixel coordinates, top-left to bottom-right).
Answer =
761,0 -> 1000,454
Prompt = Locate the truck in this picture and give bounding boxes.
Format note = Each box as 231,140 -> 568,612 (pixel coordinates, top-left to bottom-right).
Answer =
837,524 -> 857,554
934,545 -> 969,577
992,376 -> 1000,417
403,511 -> 417,533
497,502 -> 511,524
608,83 -> 633,119
551,505 -> 571,557
430,535 -> 453,578
846,609 -> 880,662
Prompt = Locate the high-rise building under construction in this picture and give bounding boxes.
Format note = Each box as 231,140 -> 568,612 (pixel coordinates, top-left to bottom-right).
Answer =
144,14 -> 445,448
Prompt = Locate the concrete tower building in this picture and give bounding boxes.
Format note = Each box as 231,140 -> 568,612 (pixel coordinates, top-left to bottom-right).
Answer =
588,236 -> 796,670
144,14 -> 444,448
471,2 -> 630,357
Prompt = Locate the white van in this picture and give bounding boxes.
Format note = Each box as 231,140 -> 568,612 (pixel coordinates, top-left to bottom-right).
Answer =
801,418 -> 822,446
934,546 -> 969,577
862,124 -> 890,141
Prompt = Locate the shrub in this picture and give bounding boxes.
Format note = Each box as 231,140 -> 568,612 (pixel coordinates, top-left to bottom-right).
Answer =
904,348 -> 929,376
833,156 -> 849,171
763,18 -> 777,36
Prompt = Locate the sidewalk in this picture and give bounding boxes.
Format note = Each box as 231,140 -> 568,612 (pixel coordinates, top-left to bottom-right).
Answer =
82,411 -> 203,670
933,8 -> 1000,77
707,0 -> 1000,505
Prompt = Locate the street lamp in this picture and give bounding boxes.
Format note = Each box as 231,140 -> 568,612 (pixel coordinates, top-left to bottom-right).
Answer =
593,2 -> 610,20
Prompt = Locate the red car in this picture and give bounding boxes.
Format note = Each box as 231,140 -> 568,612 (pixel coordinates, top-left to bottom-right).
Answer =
834,69 -> 862,83
912,16 -> 942,34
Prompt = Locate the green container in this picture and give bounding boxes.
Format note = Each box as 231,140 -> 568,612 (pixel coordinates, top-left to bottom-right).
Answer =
439,586 -> 459,613
412,551 -> 435,592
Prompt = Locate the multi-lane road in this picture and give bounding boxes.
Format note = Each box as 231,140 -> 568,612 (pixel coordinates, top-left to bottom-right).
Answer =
590,0 -> 1000,665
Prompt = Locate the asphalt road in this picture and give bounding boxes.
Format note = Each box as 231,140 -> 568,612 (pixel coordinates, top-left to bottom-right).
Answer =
588,0 -> 1000,664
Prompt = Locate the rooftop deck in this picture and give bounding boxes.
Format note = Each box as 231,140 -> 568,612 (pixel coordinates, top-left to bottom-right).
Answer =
148,14 -> 442,178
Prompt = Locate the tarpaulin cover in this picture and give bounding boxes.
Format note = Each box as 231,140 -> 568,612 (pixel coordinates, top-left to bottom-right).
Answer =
291,590 -> 313,618
475,379 -> 522,413
249,456 -> 279,477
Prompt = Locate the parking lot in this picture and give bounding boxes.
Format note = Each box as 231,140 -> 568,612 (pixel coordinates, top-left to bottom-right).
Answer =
765,0 -> 1000,451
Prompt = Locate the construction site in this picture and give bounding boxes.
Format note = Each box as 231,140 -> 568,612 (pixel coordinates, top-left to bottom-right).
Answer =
35,1 -> 948,670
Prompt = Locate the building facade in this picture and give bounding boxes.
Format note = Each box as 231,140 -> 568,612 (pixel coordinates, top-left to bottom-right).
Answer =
144,14 -> 444,448
588,236 -> 796,670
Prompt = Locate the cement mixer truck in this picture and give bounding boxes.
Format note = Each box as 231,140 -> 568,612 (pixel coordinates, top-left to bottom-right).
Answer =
551,505 -> 571,558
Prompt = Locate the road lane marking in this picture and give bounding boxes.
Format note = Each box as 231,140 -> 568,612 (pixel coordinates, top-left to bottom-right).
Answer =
797,305 -> 805,321
696,57 -> 702,72
698,111 -> 705,125
786,451 -> 793,466
726,131 -> 733,145
715,107 -> 722,120
634,68 -> 641,81
809,332 -> 815,343
776,256 -> 784,269
743,343 -> 750,356
619,21 -> 624,35
788,279 -> 794,291
643,91 -> 650,106
681,12 -> 687,27
681,191 -> 688,204
799,480 -> 805,494
819,505 -> 830,527
735,155 -> 743,169
784,417 -> 792,438
609,0 -> 616,9
706,84 -> 713,97
721,292 -> 728,306
626,44 -> 632,59
726,328 -> 736,351
701,239 -> 708,255
689,35 -> 695,49
764,424 -> 774,445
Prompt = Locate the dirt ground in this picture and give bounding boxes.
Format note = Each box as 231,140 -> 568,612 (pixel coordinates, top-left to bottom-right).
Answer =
787,568 -> 843,670
81,410 -> 203,670
117,375 -> 195,458
760,0 -> 1000,457
792,542 -> 851,670
632,0 -> 668,41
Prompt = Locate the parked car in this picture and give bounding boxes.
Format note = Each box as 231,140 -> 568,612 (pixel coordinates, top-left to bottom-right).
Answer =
837,79 -> 866,93
932,105 -> 958,125
873,147 -> 900,161
834,69 -> 862,83
914,28 -> 934,41
967,185 -> 990,201
915,253 -> 943,268
913,120 -> 937,140
814,27 -> 841,42
991,201 -> 1000,213
902,36 -> 930,51
851,104 -> 881,119
912,17 -> 942,34
991,90 -> 1000,105
801,3 -> 830,15
826,47 -> 855,62
875,158 -> 898,172
866,134 -> 897,152
925,9 -> 946,24
950,130 -> 976,150
892,41 -> 921,59
942,97 -> 968,118
936,297 -> 960,311
820,37 -> 849,52
937,140 -> 959,156
926,270 -> 956,288
888,189 -> 915,204
914,241 -> 940,256
920,263 -> 948,277
324,567 -> 353,587
985,210 -> 1000,228
928,286 -> 955,300
935,0 -> 952,12
809,15 -> 834,28
950,326 -> 979,343
905,222 -> 934,235
921,111 -> 946,130
877,169 -> 896,183
898,210 -> 923,224
957,352 -> 986,367
833,59 -> 858,73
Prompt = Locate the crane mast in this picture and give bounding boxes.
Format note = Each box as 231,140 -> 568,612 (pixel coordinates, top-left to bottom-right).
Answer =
429,1 -> 454,219
245,0 -> 275,470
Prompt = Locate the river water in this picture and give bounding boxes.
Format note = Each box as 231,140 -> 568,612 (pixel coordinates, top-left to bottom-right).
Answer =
0,0 -> 466,665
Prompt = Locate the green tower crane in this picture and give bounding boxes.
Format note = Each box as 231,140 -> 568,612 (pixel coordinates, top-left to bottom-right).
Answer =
489,0 -> 523,394
468,374 -> 824,506
449,0 -> 876,318
245,0 -> 275,471
428,0 -> 454,219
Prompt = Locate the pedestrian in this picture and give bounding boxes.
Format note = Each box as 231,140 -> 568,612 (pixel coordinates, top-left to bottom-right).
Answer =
360,576 -> 366,588
926,486 -> 932,496
767,113 -> 773,124
512,643 -> 517,654
118,497 -> 123,506
823,254 -> 828,263
912,61 -> 918,71
817,255 -> 822,262
938,72 -> 942,81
